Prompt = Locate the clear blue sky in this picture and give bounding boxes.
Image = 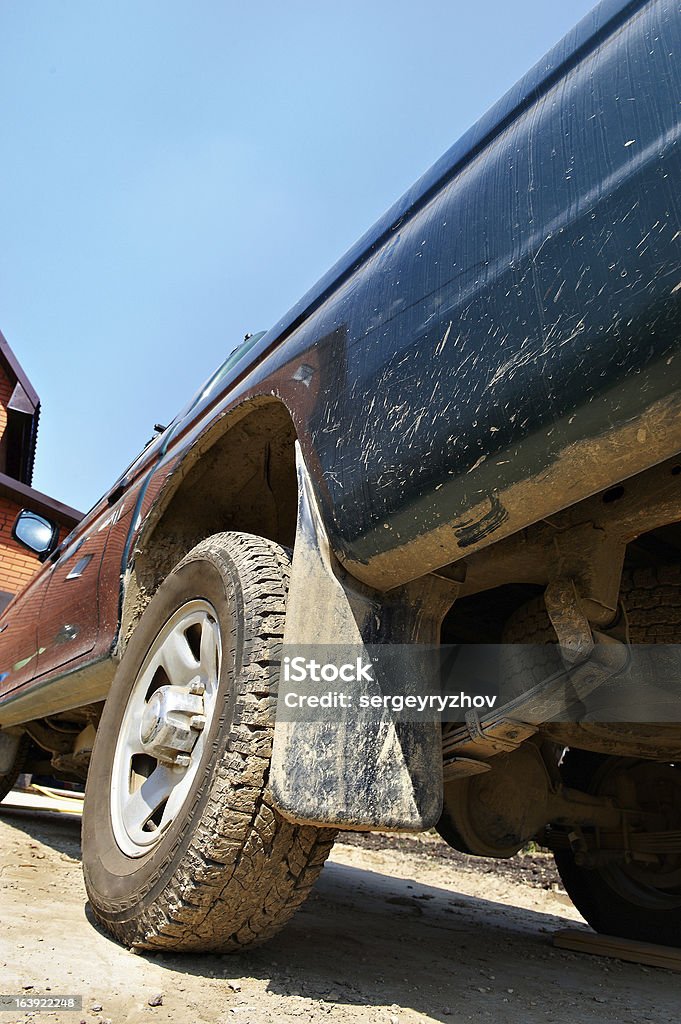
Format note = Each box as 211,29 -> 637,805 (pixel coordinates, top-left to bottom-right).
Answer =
1,1 -> 596,513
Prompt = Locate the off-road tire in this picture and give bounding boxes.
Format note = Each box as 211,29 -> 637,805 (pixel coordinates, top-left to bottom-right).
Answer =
83,532 -> 336,952
501,565 -> 681,945
622,563 -> 681,642
503,563 -> 681,646
554,750 -> 681,946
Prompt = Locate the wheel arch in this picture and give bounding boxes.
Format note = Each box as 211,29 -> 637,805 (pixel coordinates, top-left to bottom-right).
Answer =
119,395 -> 299,651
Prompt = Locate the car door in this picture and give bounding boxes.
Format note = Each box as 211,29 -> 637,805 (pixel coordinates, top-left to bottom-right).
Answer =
35,509 -> 114,678
0,571 -> 51,700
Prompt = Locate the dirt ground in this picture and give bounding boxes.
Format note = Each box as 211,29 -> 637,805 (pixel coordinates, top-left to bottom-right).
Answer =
1,794 -> 679,1024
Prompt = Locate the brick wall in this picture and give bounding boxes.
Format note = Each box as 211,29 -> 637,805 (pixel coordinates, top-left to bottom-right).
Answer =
0,494 -> 41,598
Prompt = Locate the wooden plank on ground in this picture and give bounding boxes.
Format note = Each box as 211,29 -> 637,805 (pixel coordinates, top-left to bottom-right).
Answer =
2,788 -> 83,816
553,928 -> 681,972
31,783 -> 84,802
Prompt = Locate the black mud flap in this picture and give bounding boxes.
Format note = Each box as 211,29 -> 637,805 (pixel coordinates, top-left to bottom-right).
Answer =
269,444 -> 457,831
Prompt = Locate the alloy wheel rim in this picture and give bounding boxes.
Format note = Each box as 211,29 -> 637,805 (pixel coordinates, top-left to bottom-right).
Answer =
110,599 -> 221,858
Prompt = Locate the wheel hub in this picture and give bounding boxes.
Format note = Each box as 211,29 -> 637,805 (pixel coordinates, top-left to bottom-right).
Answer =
139,678 -> 206,766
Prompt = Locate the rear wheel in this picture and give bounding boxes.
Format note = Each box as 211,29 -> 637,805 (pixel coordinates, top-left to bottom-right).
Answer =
83,532 -> 336,952
469,564 -> 681,945
555,750 -> 681,946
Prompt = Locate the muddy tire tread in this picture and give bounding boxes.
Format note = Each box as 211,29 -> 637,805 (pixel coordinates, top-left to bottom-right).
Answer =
85,532 -> 336,952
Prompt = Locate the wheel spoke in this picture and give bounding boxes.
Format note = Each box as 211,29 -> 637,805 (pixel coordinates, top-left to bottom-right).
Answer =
162,770 -> 193,826
122,764 -> 176,836
122,731 -> 147,759
120,704 -> 147,757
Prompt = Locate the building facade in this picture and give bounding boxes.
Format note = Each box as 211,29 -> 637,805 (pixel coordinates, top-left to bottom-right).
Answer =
0,331 -> 82,610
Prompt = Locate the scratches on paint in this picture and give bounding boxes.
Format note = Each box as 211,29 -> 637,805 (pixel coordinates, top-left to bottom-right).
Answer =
435,321 -> 453,356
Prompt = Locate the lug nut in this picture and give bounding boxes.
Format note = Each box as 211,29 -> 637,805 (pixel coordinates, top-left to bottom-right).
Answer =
174,754 -> 191,768
190,714 -> 206,731
189,678 -> 205,696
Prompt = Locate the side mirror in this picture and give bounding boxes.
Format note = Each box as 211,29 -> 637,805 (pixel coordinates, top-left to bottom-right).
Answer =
12,510 -> 59,560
